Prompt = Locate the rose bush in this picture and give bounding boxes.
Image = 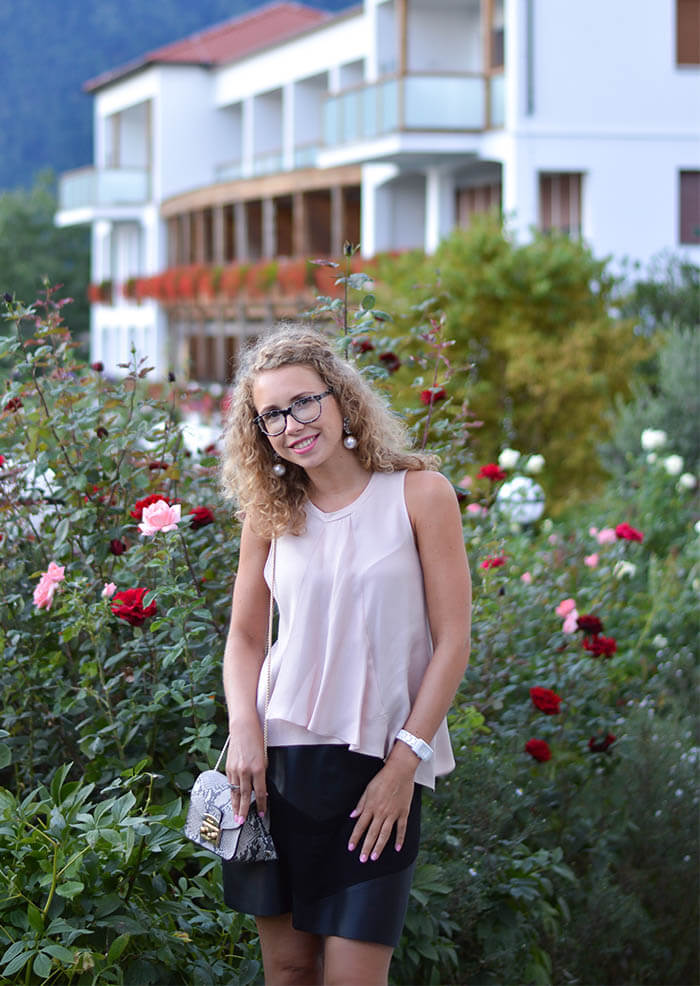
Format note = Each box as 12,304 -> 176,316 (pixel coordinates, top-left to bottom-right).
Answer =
0,279 -> 697,986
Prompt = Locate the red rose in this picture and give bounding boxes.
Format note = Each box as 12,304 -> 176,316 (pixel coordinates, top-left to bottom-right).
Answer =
203,443 -> 219,456
91,361 -> 104,372
130,494 -> 171,520
525,739 -> 551,762
530,686 -> 562,715
379,352 -> 401,373
583,634 -> 617,658
111,587 -> 157,627
577,614 -> 603,634
148,460 -> 169,471
351,338 -> 375,353
615,523 -> 644,542
4,397 -> 23,412
481,556 -> 506,570
420,387 -> 447,406
189,506 -> 215,530
588,733 -> 617,753
109,538 -> 128,556
477,463 -> 507,482
96,426 -> 109,439
0,455 -> 5,467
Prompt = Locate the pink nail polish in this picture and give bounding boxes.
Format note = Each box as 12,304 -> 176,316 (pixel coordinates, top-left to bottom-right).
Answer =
347,842 -> 355,852
371,852 -> 378,861
360,853 -> 367,863
395,843 -> 403,852
258,811 -> 265,818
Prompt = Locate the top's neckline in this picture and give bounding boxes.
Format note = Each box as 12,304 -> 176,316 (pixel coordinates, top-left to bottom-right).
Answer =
305,472 -> 376,521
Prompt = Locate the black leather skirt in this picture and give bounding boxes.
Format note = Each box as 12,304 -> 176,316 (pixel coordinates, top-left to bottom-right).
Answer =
222,744 -> 422,947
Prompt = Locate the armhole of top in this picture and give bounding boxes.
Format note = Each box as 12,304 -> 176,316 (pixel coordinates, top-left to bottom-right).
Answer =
400,470 -> 419,543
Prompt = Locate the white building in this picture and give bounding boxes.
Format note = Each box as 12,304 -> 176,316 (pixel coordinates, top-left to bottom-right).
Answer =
56,0 -> 700,381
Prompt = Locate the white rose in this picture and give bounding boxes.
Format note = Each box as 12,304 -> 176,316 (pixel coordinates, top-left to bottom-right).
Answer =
525,454 -> 545,474
664,454 -> 684,477
695,519 -> 700,536
677,472 -> 697,491
641,428 -> 667,452
614,560 -> 637,579
646,453 -> 657,464
652,635 -> 668,649
498,448 -> 520,470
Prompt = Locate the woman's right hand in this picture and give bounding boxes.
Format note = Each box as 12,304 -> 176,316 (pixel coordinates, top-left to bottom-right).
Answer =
225,720 -> 268,824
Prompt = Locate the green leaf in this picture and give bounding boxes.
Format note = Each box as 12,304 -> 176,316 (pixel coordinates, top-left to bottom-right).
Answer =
361,294 -> 376,310
27,902 -> 44,934
54,517 -> 70,548
43,943 -> 75,963
107,933 -> 130,964
2,951 -> 33,976
0,744 -> 11,769
33,950 -> 53,979
55,880 -> 84,900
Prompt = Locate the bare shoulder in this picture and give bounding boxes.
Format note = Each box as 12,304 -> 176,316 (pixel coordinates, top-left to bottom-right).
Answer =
405,469 -> 458,512
404,470 -> 460,531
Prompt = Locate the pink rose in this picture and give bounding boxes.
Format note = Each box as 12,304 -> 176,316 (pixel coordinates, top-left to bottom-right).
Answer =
596,527 -> 617,545
521,572 -> 533,584
584,553 -> 599,568
466,503 -> 487,516
589,526 -> 598,537
33,562 -> 65,611
138,500 -> 181,536
562,609 -> 580,634
555,598 -> 577,617
102,582 -> 117,599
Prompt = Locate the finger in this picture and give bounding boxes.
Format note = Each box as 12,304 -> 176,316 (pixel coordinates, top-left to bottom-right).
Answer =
252,766 -> 268,818
347,808 -> 372,853
360,818 -> 394,863
349,791 -> 366,820
237,779 -> 253,825
395,813 -> 408,852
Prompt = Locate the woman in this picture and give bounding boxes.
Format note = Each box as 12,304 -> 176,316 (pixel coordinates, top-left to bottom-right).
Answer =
219,325 -> 471,986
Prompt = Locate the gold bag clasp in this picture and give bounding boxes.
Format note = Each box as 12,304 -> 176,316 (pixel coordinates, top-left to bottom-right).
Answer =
200,812 -> 221,846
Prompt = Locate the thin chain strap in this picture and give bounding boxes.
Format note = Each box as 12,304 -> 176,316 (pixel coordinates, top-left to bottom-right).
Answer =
263,538 -> 277,766
214,538 -> 277,773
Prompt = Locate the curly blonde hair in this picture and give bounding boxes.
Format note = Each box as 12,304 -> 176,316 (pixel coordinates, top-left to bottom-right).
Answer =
219,323 -> 438,537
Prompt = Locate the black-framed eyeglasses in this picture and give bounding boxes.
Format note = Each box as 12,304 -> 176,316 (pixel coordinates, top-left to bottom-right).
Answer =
254,388 -> 334,437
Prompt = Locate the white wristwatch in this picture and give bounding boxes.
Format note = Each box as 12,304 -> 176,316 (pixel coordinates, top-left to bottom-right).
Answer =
396,729 -> 434,762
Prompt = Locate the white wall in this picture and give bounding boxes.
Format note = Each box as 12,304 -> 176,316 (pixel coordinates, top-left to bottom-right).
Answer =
407,0 -> 482,73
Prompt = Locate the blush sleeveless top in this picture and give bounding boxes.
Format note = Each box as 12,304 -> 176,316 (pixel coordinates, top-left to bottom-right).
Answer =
258,470 -> 455,789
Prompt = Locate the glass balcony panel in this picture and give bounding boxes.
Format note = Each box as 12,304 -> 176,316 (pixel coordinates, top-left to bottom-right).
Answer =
362,85 -> 378,139
379,79 -> 399,133
403,76 -> 484,129
341,91 -> 360,143
294,143 -> 320,169
252,151 -> 283,176
323,99 -> 339,146
490,74 -> 505,128
215,160 -> 243,181
59,168 -> 149,210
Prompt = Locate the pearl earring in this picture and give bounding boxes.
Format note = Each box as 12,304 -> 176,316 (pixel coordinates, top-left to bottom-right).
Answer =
272,454 -> 287,477
343,418 -> 357,450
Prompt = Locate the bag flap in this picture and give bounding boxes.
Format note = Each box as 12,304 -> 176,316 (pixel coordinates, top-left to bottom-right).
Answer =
190,769 -> 257,831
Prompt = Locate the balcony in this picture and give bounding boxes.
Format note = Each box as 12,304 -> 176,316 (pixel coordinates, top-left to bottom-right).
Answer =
58,167 -> 150,213
321,73 -> 504,163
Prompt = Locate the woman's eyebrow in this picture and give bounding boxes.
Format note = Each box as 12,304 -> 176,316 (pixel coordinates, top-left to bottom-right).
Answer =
258,391 -> 314,413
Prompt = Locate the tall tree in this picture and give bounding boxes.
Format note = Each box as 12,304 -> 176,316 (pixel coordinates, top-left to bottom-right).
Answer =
0,172 -> 89,341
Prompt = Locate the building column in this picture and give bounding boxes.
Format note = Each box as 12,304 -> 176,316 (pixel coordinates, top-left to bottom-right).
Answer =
234,202 -> 249,262
213,205 -> 225,264
330,185 -> 344,255
262,198 -> 276,258
424,167 -> 455,254
292,191 -> 307,257
360,164 -> 398,256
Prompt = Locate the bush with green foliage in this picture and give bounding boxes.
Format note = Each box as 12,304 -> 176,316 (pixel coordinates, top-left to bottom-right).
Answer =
356,220 -> 654,511
0,277 -> 698,985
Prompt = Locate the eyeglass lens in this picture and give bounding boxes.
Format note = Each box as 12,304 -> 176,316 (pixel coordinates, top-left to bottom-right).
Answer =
260,395 -> 323,435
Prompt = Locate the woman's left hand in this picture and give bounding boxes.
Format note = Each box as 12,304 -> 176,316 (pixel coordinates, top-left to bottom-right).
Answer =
347,750 -> 418,862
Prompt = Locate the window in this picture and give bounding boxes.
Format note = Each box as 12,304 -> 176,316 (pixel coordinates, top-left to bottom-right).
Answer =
680,171 -> 700,244
456,183 -> 502,228
677,0 -> 700,65
539,173 -> 582,236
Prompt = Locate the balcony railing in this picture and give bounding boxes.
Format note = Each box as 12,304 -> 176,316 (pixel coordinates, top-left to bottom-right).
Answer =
323,73 -> 504,147
251,150 -> 284,177
58,167 -> 150,211
215,159 -> 243,182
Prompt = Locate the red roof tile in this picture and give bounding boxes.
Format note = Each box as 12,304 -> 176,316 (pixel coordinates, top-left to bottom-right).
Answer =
85,2 -> 332,92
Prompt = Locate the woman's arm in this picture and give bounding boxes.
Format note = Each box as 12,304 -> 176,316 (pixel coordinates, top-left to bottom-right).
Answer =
348,470 -> 471,861
222,518 -> 272,821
